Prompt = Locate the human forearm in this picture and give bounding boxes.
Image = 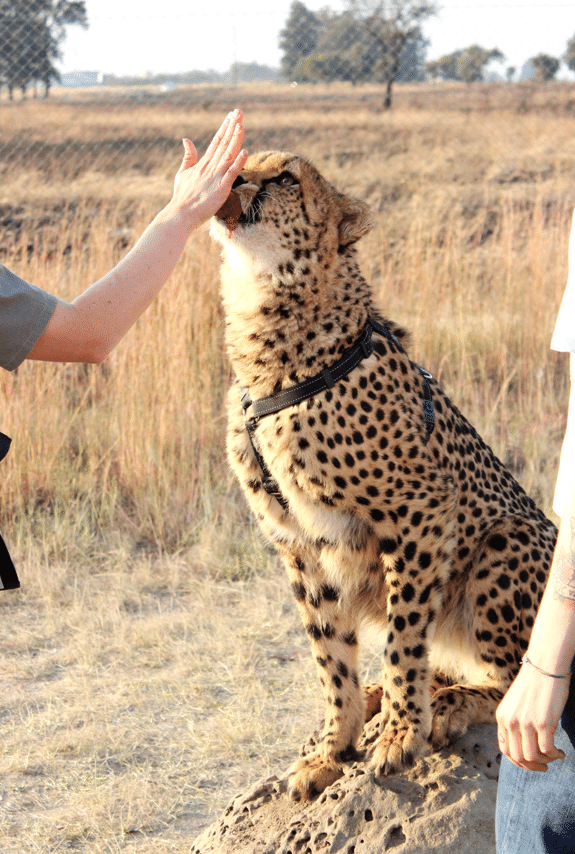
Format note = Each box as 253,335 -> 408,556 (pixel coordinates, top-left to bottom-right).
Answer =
55,208 -> 194,363
526,471 -> 575,675
496,471 -> 575,770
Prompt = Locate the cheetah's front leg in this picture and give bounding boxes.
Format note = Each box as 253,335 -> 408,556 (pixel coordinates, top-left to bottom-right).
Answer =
370,555 -> 445,776
279,548 -> 364,802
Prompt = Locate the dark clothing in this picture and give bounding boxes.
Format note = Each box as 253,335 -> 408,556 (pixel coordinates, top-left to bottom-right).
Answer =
0,263 -> 57,371
0,263 -> 57,589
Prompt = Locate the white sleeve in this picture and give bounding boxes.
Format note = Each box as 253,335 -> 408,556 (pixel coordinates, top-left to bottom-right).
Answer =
551,208 -> 575,354
553,353 -> 575,516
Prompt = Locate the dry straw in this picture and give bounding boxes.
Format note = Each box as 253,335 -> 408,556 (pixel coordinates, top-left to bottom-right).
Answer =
0,82 -> 573,850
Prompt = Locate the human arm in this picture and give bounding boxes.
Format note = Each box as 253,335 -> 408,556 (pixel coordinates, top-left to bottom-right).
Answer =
26,110 -> 247,364
496,470 -> 575,771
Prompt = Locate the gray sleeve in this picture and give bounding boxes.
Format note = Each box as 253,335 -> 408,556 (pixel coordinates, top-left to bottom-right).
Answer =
0,264 -> 58,371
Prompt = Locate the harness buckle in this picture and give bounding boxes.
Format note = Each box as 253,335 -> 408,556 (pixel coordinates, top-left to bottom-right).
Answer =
360,339 -> 373,359
240,387 -> 252,417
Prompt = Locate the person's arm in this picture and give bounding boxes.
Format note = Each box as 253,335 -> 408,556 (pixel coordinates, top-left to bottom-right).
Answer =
27,110 -> 247,364
496,470 -> 575,771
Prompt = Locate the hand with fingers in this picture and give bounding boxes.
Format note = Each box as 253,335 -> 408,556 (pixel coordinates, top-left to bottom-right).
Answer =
496,660 -> 570,772
169,109 -> 248,233
24,110 -> 248,365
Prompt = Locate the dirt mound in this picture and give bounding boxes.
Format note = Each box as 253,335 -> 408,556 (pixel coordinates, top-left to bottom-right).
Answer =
192,720 -> 500,854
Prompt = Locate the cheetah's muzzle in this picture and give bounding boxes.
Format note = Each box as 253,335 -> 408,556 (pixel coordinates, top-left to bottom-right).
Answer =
214,189 -> 243,233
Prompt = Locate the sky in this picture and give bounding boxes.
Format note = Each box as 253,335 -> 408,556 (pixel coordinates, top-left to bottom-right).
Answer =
59,1 -> 575,79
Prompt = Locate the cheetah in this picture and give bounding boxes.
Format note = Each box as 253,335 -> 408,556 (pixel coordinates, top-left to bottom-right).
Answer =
210,151 -> 558,802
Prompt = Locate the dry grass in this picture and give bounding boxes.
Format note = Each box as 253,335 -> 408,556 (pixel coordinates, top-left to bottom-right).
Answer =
0,80 -> 574,850
1,548 -> 321,852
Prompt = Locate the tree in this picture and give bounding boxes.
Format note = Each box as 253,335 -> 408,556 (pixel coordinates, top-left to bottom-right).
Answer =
0,1 -> 87,100
456,45 -> 503,83
530,53 -> 560,82
296,10 -> 378,85
426,49 -> 463,81
565,35 -> 575,74
348,0 -> 437,109
282,6 -> 428,88
279,1 -> 321,81
426,45 -> 503,83
278,2 -> 431,90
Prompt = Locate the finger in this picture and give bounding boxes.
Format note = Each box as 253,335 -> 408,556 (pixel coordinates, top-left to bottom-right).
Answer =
218,121 -> 245,169
537,727 -> 563,761
176,138 -> 197,175
506,725 -> 523,766
541,746 -> 566,763
231,147 -> 248,175
203,111 -> 237,164
522,724 -> 550,764
211,110 -> 244,167
217,147 -> 248,196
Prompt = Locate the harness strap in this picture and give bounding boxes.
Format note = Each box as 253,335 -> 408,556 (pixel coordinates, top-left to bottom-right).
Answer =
250,323 -> 376,418
242,410 -> 291,511
241,318 -> 435,510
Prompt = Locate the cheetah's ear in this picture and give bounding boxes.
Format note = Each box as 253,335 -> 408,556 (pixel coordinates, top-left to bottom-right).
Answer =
337,195 -> 374,246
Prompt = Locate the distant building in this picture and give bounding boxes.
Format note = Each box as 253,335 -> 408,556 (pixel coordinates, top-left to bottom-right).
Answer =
59,71 -> 103,87
518,60 -> 536,82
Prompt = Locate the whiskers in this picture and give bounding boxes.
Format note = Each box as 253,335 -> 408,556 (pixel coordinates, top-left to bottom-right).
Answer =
242,191 -> 279,226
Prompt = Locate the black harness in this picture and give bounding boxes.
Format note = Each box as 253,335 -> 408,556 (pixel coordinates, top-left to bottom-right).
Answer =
240,318 -> 435,511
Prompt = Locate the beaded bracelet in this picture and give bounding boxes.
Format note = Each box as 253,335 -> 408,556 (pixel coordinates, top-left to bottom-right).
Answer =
521,654 -> 569,679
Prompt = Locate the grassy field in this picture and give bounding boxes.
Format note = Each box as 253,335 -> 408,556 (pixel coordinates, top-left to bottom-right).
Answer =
1,80 -> 574,851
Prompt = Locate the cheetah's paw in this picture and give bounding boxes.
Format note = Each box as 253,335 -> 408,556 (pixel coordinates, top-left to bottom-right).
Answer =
371,724 -> 429,777
430,687 -> 477,748
287,752 -> 344,802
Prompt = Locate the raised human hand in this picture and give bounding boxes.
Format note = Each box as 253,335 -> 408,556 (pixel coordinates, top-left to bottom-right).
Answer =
169,109 -> 247,231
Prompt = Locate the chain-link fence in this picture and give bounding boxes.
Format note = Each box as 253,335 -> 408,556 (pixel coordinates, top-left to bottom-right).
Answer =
1,1 -> 574,256
1,0 -> 574,543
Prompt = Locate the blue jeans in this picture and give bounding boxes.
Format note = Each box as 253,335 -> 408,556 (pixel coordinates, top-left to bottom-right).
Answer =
496,674 -> 575,853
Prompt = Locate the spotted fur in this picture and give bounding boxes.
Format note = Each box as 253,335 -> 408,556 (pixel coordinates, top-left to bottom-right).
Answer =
210,151 -> 557,802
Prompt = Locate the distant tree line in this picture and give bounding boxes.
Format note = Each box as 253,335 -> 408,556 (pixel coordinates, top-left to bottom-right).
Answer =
2,0 -> 575,104
0,0 -> 87,100
104,63 -> 284,89
280,1 -> 575,97
425,37 -> 575,83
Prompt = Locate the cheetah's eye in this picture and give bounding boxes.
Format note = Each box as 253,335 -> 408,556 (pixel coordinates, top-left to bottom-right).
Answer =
273,172 -> 298,188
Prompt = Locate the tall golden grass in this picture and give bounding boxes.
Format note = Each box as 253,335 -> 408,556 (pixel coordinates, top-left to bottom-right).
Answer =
0,81 -> 574,850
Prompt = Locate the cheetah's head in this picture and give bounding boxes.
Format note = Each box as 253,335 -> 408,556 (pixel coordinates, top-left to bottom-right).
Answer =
210,151 -> 374,268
